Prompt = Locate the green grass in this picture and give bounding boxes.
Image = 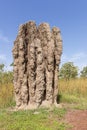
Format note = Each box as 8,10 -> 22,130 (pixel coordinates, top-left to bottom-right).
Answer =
0,108 -> 69,130
58,93 -> 87,110
58,78 -> 87,110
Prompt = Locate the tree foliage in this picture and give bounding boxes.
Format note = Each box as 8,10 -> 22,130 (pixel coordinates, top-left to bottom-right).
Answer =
0,64 -> 4,72
0,64 -> 13,84
80,66 -> 87,78
59,62 -> 78,80
10,62 -> 14,66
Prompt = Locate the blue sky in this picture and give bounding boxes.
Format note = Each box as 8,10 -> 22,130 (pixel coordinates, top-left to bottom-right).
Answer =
0,0 -> 87,71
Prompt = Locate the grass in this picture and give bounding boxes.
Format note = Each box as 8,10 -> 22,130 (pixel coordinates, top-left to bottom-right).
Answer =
58,78 -> 87,110
0,83 -> 15,108
59,78 -> 87,97
0,78 -> 87,130
0,108 -> 68,130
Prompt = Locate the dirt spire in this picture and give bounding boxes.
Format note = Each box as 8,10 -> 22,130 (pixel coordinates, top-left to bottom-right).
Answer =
12,21 -> 62,110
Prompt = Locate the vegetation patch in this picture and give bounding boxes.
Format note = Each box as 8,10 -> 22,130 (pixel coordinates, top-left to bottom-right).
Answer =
0,63 -> 87,129
0,108 -> 68,130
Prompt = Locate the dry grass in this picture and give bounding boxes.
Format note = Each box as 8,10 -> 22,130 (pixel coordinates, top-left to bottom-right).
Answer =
59,78 -> 87,97
0,83 -> 14,108
58,78 -> 87,109
0,78 -> 87,108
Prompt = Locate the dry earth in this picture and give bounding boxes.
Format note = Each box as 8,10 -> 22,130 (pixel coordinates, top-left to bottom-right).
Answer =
65,110 -> 87,130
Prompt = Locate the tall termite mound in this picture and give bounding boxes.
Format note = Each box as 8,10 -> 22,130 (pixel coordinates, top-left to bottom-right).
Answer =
12,21 -> 62,110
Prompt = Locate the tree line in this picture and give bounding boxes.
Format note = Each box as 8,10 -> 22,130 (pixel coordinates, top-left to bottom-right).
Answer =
0,62 -> 87,83
59,62 -> 87,80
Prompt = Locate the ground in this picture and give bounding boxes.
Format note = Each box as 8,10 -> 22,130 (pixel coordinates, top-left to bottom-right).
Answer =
0,103 -> 87,130
65,109 -> 87,130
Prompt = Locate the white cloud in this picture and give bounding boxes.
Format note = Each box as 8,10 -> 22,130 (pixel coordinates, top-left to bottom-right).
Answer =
0,54 -> 6,61
70,52 -> 87,61
61,52 -> 87,70
0,31 -> 10,43
4,65 -> 13,72
61,54 -> 68,62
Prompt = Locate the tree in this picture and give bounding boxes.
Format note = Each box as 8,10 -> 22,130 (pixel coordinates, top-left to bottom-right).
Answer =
59,62 -> 78,80
10,62 -> 14,66
0,64 -> 13,84
80,66 -> 87,78
0,64 -> 5,84
0,64 -> 4,72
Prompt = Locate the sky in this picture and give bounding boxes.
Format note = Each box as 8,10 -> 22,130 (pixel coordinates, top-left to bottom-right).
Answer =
0,0 -> 87,71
